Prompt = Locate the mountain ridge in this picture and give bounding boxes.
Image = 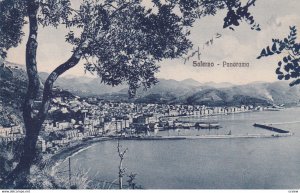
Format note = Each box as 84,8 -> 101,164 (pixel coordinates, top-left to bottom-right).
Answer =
2,61 -> 300,107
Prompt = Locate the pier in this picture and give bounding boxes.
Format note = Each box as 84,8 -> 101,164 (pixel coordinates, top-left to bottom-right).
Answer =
253,123 -> 290,134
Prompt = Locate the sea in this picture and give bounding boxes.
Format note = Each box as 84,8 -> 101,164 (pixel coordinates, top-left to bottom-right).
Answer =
58,107 -> 300,189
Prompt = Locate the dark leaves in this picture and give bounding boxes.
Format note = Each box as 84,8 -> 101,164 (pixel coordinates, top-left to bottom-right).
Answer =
80,1 -> 194,97
278,74 -> 284,80
257,48 -> 270,59
0,0 -> 26,59
223,0 -> 260,31
258,26 -> 300,86
290,78 -> 300,86
275,67 -> 283,75
38,0 -> 72,27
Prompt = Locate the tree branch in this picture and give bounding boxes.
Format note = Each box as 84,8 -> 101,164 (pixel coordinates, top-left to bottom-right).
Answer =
245,0 -> 256,8
110,2 -> 132,18
36,48 -> 82,123
117,140 -> 128,159
36,36 -> 91,122
102,3 -> 118,9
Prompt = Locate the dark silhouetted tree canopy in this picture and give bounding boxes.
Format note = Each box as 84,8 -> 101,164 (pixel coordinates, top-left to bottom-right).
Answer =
0,1 -> 26,59
1,0 -> 260,97
257,26 -> 300,86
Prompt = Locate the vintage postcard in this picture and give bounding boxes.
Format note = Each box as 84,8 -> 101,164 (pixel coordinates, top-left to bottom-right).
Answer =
0,0 -> 300,191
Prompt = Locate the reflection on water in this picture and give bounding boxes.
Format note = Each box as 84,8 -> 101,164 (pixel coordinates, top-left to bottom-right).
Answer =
59,108 -> 300,189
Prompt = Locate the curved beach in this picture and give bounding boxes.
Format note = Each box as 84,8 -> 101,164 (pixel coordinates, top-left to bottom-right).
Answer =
44,137 -> 113,175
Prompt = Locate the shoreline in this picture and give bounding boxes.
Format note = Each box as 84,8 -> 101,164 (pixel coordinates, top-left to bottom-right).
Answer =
43,111 -> 294,175
44,136 -> 113,175
44,131 -> 293,175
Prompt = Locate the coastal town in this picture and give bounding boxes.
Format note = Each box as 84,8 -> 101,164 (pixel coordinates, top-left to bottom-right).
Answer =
0,87 -> 279,153
0,87 -> 283,154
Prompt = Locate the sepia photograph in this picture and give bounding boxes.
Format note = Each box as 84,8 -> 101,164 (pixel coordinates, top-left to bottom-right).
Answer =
0,0 -> 300,191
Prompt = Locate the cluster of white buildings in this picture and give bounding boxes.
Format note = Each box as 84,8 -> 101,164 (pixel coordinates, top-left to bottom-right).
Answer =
0,124 -> 24,142
167,105 -> 256,117
0,91 -> 268,153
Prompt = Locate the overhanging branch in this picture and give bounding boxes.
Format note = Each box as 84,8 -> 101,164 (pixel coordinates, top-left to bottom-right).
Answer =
36,48 -> 82,122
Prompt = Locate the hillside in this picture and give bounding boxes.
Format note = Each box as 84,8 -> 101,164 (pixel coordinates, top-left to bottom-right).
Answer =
39,72 -> 127,97
0,62 -> 75,126
0,62 -> 28,126
2,61 -> 300,116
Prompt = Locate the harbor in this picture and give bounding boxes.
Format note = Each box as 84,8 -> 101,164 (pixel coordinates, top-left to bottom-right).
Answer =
119,111 -> 294,139
116,120 -> 293,139
55,107 -> 300,189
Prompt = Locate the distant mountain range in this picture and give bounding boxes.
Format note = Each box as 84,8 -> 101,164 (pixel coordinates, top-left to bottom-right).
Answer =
100,79 -> 300,106
36,64 -> 300,106
2,61 -> 300,112
39,72 -> 128,97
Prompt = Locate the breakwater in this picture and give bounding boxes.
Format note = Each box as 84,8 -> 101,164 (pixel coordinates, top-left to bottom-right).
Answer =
115,133 -> 292,140
253,123 -> 290,133
261,121 -> 300,125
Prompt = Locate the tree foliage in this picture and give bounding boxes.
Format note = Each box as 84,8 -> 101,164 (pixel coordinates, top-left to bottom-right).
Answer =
223,0 -> 260,31
0,0 -> 260,188
257,26 -> 300,86
0,0 -> 260,96
0,0 -> 26,59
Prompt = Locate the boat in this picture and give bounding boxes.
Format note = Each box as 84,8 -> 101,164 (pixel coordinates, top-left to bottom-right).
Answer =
195,122 -> 220,129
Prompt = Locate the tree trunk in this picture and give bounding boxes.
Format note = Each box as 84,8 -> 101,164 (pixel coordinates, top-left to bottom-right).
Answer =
119,163 -> 123,189
2,52 -> 83,189
0,0 -> 42,188
117,140 -> 128,189
2,123 -> 41,188
0,0 -> 85,187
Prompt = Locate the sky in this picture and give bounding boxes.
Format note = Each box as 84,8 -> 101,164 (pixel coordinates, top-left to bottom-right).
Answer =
6,0 -> 300,84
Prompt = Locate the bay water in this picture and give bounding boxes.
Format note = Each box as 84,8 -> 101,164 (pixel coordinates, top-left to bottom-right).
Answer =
59,107 -> 300,189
